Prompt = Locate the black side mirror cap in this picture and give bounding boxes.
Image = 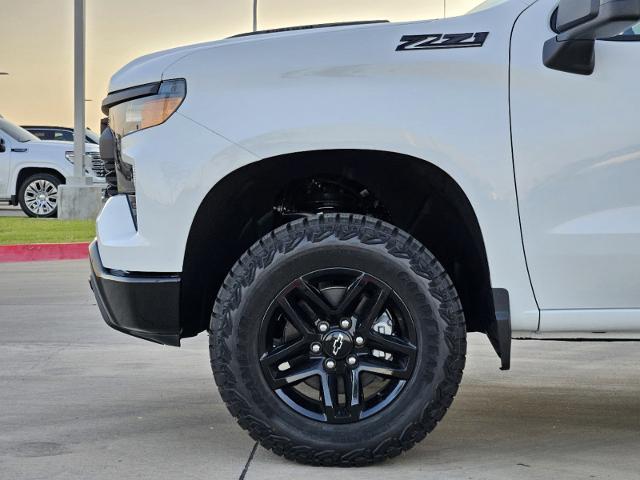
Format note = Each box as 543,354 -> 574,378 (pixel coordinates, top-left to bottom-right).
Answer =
544,0 -> 640,75
543,38 -> 597,75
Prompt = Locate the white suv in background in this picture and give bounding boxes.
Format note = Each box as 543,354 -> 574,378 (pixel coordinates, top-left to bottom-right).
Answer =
0,118 -> 102,217
23,126 -> 106,178
23,125 -> 101,145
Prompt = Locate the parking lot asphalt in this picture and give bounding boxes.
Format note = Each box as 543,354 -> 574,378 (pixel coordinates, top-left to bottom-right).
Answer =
1,260 -> 639,479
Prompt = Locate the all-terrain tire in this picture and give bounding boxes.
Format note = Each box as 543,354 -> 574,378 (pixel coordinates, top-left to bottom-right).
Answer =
210,214 -> 466,466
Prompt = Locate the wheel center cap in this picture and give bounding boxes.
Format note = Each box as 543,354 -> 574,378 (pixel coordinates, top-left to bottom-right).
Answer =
322,331 -> 353,359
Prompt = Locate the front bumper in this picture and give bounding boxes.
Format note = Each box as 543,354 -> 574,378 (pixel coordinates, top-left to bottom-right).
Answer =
89,241 -> 181,346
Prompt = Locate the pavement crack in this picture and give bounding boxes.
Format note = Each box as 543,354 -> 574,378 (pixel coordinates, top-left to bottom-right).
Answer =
239,442 -> 258,480
25,343 -> 70,372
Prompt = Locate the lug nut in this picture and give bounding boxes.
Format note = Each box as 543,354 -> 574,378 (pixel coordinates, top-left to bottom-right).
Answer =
355,336 -> 365,347
325,359 -> 336,370
310,343 -> 322,354
318,321 -> 329,333
346,355 -> 358,366
340,318 -> 351,330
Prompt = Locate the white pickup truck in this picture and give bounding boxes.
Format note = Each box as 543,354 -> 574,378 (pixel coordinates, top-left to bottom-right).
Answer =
0,118 -> 103,217
90,0 -> 640,466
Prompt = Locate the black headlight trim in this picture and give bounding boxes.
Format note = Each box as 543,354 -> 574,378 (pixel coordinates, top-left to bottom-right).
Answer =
101,82 -> 161,115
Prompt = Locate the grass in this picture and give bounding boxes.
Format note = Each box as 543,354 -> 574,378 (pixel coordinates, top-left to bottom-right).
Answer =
0,218 -> 96,245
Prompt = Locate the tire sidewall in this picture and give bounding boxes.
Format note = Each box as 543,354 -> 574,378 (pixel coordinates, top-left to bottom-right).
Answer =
212,216 -> 466,462
19,173 -> 61,218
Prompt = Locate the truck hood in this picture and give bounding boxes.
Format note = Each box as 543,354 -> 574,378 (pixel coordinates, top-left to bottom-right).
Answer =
108,0 -> 535,93
25,139 -> 99,155
108,20 -> 427,92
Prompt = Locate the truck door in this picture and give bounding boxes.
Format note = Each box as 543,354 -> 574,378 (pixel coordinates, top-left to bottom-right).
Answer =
510,0 -> 640,329
0,131 -> 12,198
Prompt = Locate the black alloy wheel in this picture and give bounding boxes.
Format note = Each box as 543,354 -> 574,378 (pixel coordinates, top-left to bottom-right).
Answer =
259,268 -> 418,424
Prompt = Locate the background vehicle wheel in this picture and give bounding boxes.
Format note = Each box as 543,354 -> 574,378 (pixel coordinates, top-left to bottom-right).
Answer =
210,214 -> 466,466
18,173 -> 61,218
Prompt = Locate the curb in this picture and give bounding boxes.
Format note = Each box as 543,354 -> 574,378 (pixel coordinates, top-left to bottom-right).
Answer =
0,242 -> 90,263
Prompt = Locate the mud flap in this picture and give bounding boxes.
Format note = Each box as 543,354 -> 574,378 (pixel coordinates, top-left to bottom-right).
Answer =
487,288 -> 511,371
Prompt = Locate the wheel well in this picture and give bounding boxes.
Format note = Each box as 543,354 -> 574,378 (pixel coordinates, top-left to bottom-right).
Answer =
180,150 -> 495,338
16,168 -> 65,195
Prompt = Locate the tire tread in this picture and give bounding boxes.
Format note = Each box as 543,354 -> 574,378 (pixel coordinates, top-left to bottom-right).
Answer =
210,214 -> 466,466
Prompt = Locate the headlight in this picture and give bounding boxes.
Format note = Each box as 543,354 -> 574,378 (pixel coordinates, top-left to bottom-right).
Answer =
109,79 -> 186,137
127,194 -> 138,228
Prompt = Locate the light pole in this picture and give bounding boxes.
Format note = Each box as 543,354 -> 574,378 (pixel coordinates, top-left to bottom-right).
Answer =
72,0 -> 87,184
0,73 -> 7,118
253,0 -> 258,32
59,0 -> 103,220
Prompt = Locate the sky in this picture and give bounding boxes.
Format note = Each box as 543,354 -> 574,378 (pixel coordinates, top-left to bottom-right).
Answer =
0,0 -> 481,132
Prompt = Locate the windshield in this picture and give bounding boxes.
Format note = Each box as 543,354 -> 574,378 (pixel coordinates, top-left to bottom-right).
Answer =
467,0 -> 511,14
85,129 -> 100,144
0,118 -> 39,143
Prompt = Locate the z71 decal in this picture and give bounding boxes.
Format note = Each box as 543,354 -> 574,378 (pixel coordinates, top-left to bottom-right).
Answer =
396,32 -> 489,51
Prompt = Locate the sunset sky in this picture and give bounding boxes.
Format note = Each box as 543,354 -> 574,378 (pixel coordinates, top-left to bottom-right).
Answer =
0,0 -> 481,132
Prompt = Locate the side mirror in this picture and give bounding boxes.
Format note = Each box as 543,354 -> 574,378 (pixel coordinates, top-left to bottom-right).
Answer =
0,138 -> 5,153
544,0 -> 640,74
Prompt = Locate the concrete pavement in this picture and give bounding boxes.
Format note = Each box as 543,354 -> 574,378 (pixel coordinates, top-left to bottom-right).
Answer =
0,260 -> 639,479
0,204 -> 25,217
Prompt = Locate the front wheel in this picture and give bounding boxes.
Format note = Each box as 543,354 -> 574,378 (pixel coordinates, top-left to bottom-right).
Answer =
18,173 -> 61,218
210,214 -> 466,466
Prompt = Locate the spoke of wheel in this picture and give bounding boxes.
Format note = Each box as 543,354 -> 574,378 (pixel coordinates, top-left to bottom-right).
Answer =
366,331 -> 417,357
359,357 -> 412,380
344,369 -> 363,421
319,372 -> 339,421
295,279 -> 333,317
358,285 -> 391,332
277,296 -> 314,336
268,358 -> 322,390
335,273 -> 367,317
259,338 -> 308,368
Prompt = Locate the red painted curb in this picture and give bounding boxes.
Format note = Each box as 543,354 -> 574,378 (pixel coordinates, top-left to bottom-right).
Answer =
0,242 -> 90,263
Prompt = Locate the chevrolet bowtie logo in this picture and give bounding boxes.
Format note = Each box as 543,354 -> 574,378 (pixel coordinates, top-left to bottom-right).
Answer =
332,333 -> 344,356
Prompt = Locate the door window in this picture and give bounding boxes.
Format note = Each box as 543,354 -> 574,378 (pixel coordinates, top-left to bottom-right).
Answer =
52,130 -> 74,142
0,134 -> 8,154
606,22 -> 640,41
30,129 -> 51,140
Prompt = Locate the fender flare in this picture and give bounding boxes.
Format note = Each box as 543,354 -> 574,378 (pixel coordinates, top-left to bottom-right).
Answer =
10,164 -> 68,197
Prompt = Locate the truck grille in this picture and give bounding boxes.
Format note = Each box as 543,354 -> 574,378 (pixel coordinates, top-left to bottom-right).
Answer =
89,152 -> 107,177
99,118 -> 118,197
